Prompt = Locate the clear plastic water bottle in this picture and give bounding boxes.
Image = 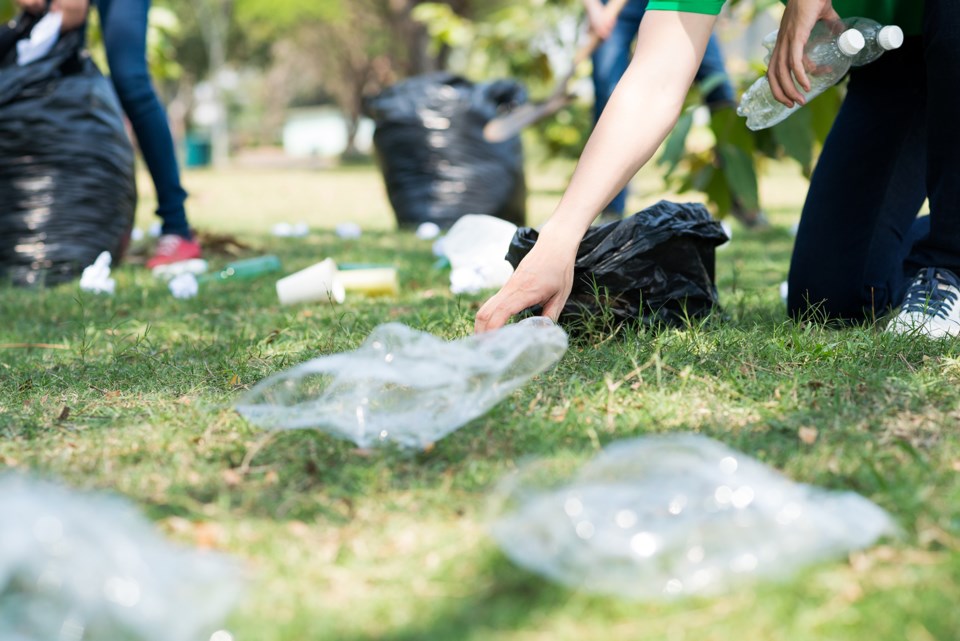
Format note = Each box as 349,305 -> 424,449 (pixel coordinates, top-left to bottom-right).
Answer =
761,19 -> 903,67
738,21 -> 865,131
842,18 -> 904,66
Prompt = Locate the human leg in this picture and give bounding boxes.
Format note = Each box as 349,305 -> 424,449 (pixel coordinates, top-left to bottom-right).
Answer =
787,41 -> 927,321
885,0 -> 960,337
99,0 -> 193,245
694,34 -> 735,108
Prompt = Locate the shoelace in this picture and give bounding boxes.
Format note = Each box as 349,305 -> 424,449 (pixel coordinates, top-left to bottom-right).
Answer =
901,267 -> 960,320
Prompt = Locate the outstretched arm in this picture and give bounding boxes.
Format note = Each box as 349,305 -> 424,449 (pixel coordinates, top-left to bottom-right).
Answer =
475,10 -> 717,333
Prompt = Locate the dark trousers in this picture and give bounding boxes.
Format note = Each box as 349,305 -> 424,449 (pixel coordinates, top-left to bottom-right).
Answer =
98,0 -> 190,237
788,0 -> 960,320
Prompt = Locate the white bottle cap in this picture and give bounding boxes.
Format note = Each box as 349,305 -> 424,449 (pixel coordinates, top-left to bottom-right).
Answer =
838,29 -> 866,56
878,25 -> 904,51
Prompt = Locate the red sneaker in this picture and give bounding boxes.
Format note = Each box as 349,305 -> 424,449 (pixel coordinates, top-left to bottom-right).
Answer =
146,234 -> 203,269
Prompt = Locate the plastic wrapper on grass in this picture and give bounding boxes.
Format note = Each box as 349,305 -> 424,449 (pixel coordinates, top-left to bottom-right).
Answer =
490,434 -> 896,600
0,475 -> 241,641
506,201 -> 729,328
236,317 -> 568,449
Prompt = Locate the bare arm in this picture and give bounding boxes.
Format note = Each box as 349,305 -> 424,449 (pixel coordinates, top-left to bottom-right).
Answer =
583,0 -> 630,39
475,10 -> 717,333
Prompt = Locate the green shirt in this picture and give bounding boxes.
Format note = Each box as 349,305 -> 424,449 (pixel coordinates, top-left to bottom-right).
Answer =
645,0 -> 922,36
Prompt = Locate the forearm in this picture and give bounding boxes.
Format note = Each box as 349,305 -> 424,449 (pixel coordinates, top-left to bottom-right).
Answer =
542,11 -> 717,242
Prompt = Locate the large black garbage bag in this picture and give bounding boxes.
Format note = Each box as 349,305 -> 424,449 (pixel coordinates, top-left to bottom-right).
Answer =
364,72 -> 527,229
0,21 -> 136,287
506,201 -> 729,327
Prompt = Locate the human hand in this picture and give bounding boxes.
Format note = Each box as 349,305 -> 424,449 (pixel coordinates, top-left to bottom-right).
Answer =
584,0 -> 617,40
14,0 -> 90,31
475,229 -> 579,333
767,0 -> 840,108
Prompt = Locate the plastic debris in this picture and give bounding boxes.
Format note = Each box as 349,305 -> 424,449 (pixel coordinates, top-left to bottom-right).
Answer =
271,222 -> 310,238
0,474 -> 241,641
780,281 -> 789,304
236,316 -> 568,449
276,258 -> 345,305
79,251 -> 116,295
416,222 -> 442,240
16,11 -> 61,66
490,434 -> 897,600
130,228 -> 145,242
439,214 -> 518,295
152,258 -> 209,281
149,222 -> 163,238
335,222 -> 363,239
169,273 -> 199,300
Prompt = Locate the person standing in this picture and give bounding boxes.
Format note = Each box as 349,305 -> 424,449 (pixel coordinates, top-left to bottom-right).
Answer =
15,0 -> 202,269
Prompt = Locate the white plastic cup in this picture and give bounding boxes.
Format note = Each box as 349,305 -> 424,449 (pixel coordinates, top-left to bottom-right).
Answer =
276,258 -> 345,305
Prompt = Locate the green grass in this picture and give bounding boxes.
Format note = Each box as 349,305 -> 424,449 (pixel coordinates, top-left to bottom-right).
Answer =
1,161 -> 959,641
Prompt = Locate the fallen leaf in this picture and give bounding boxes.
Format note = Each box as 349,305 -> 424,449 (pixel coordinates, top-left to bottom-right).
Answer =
264,469 -> 279,485
193,521 -> 224,549
228,374 -> 240,386
56,406 -> 71,422
799,426 -> 819,444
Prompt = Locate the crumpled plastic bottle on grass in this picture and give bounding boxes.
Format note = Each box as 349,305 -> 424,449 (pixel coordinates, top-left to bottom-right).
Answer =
490,434 -> 897,599
236,317 -> 568,449
0,475 -> 241,641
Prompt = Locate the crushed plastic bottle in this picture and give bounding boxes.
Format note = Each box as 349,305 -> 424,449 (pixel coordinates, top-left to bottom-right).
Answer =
490,434 -> 897,599
0,475 -> 241,641
738,21 -> 865,130
236,317 -> 568,449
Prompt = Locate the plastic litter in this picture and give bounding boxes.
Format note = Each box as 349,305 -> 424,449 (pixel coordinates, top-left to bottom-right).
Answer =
416,222 -> 442,241
236,316 -> 568,449
780,281 -> 789,304
79,251 -> 116,295
0,23 -> 137,287
491,434 -> 897,600
364,72 -> 527,229
149,222 -> 163,238
152,258 -> 209,280
169,272 -> 199,300
200,255 -> 282,283
335,222 -> 362,240
438,214 -> 518,295
0,474 -> 241,641
16,11 -> 60,66
507,201 -> 728,327
271,222 -> 310,238
276,258 -> 399,306
130,228 -> 146,242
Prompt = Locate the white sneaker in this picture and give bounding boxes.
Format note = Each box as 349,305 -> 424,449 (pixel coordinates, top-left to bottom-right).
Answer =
887,268 -> 960,338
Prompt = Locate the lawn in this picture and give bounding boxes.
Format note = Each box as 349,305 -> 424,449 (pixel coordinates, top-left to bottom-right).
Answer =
1,160 -> 959,641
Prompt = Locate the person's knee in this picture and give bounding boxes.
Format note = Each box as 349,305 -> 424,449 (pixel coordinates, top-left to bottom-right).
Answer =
108,65 -> 153,109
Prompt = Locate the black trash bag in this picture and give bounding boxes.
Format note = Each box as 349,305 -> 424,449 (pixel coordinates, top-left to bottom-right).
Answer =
506,201 -> 729,327
364,72 -> 527,229
0,20 -> 136,287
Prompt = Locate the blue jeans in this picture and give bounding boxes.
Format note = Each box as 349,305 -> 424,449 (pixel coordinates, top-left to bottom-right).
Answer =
788,0 -> 960,321
592,0 -> 735,215
98,0 -> 190,238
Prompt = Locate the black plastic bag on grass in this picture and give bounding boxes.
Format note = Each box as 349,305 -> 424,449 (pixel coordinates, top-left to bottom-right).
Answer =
506,201 -> 729,327
364,72 -> 527,229
0,21 -> 136,287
